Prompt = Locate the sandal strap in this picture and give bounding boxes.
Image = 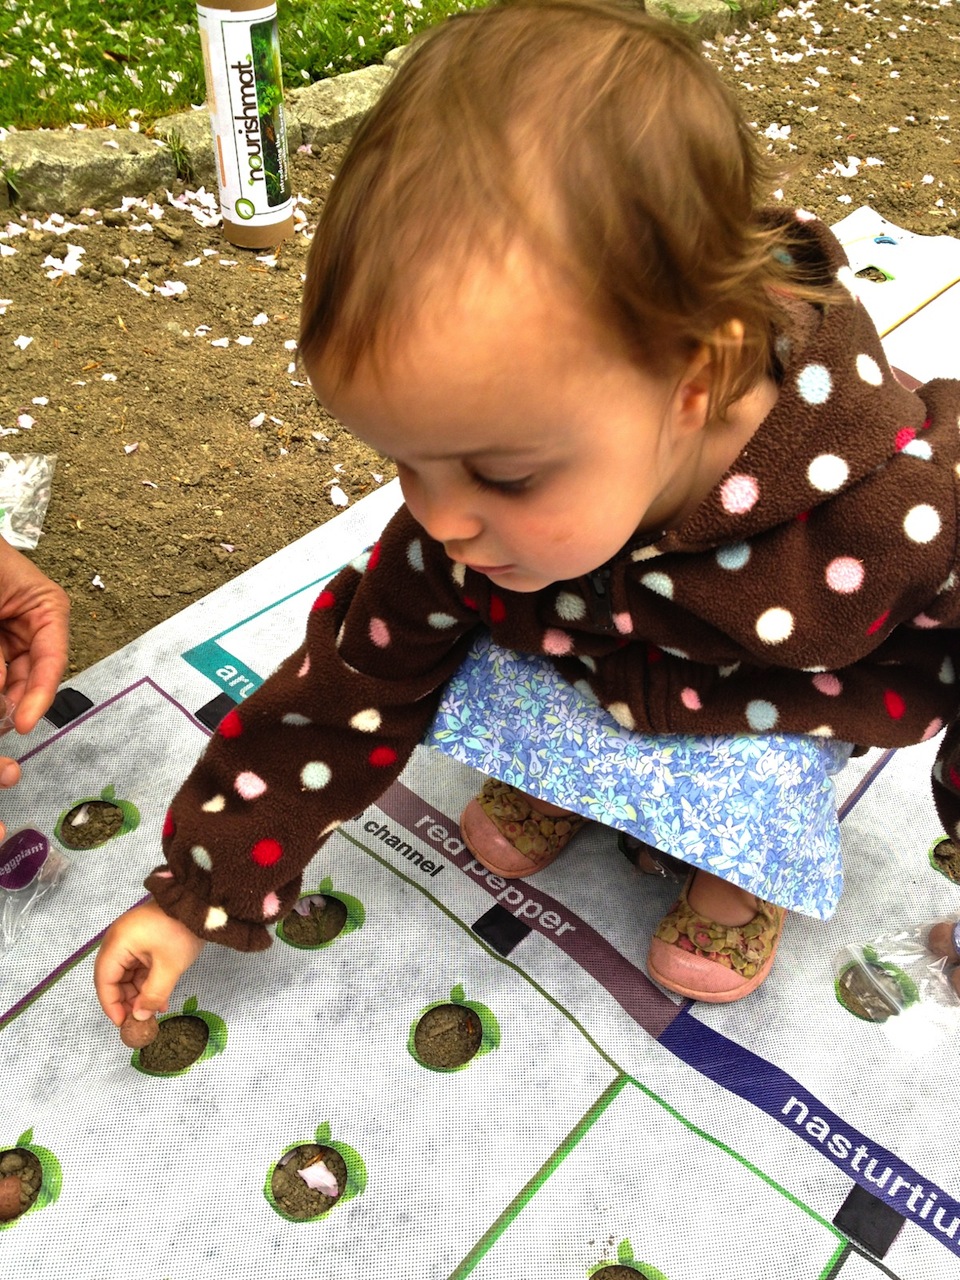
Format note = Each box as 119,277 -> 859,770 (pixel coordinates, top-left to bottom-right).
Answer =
654,879 -> 785,979
477,778 -> 586,867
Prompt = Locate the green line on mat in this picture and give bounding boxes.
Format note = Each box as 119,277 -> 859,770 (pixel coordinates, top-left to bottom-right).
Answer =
822,1242 -> 852,1279
347,829 -> 845,1276
626,1074 -> 847,1265
341,828 -> 624,1074
446,1076 -> 630,1279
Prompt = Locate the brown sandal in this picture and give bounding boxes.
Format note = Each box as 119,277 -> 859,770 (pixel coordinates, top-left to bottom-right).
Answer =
460,778 -> 587,878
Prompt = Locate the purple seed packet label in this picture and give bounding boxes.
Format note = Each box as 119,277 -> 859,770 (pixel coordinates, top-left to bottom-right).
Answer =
0,829 -> 49,891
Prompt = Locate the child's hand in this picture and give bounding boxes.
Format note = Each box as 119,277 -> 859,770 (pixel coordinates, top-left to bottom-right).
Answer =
94,898 -> 205,1028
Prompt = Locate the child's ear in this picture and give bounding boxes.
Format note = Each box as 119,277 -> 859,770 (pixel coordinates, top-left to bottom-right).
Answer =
674,347 -> 714,434
675,320 -> 745,433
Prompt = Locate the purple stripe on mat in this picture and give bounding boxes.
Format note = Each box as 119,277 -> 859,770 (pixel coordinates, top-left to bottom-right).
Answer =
2,678 -> 212,1026
662,1010 -> 960,1261
372,781 -> 682,1038
837,748 -> 897,822
0,895 -> 151,1029
15,675 -> 212,767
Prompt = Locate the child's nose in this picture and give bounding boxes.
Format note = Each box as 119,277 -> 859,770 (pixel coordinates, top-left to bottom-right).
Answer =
405,483 -> 483,547
417,497 -> 483,547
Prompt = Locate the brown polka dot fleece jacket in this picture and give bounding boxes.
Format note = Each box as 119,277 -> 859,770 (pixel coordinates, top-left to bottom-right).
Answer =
148,213 -> 960,950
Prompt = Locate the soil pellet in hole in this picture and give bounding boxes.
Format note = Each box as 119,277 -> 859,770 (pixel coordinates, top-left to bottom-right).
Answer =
0,1175 -> 20,1221
836,963 -> 903,1022
58,801 -> 124,849
138,1015 -> 209,1073
280,894 -> 347,946
0,1150 -> 43,1219
271,1144 -> 348,1220
932,839 -> 960,884
120,1012 -> 159,1048
413,1003 -> 483,1069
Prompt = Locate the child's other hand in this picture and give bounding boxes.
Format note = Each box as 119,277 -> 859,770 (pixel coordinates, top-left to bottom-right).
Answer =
94,898 -> 205,1027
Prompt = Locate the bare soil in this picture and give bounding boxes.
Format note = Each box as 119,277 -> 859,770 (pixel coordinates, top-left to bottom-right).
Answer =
1,2 -> 958,675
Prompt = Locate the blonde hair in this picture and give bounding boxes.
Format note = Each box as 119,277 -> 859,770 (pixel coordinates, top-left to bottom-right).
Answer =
301,0 -> 837,418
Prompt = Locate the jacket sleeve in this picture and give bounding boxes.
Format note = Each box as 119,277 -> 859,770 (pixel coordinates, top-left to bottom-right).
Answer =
145,506 -> 480,950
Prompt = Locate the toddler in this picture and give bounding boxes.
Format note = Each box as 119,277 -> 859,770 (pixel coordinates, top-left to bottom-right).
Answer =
95,0 -> 960,1020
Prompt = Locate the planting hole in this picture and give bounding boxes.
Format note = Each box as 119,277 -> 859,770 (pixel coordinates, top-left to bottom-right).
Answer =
931,837 -> 960,884
271,1144 -> 347,1220
413,1003 -> 483,1069
0,1150 -> 43,1221
836,963 -> 903,1023
278,894 -> 347,947
58,801 -> 124,849
137,1015 -> 209,1073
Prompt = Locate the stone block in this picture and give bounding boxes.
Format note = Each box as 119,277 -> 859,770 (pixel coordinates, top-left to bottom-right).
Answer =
286,65 -> 393,149
0,128 -> 177,213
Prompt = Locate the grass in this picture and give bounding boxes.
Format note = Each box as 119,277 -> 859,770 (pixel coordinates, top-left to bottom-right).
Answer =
0,0 -> 479,131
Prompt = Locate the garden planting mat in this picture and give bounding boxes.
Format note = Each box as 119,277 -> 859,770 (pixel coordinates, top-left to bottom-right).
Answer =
1,210 -> 959,1279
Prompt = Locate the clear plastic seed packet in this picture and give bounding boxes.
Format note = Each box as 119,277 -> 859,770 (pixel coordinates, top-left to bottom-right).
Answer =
834,924 -> 960,1053
0,453 -> 57,550
0,829 -> 70,958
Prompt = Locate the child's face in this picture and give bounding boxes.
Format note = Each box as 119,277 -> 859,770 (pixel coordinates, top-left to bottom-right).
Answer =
309,249 -> 710,593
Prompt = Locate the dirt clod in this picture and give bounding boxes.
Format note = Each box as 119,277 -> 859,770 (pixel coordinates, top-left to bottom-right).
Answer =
120,1012 -> 159,1049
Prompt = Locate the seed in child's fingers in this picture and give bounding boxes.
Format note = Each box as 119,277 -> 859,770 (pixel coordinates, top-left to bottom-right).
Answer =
0,1174 -> 21,1220
927,921 -> 960,961
120,1013 -> 159,1048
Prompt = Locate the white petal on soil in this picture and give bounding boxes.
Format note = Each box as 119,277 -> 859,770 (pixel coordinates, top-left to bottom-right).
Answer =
249,412 -> 266,428
297,1159 -> 339,1197
32,397 -> 48,406
183,257 -> 202,267
91,575 -> 105,589
124,442 -> 139,454
252,312 -> 268,326
13,336 -> 33,350
329,485 -> 349,507
17,414 -> 34,430
283,339 -> 298,351
210,337 -> 229,348
235,335 -> 254,346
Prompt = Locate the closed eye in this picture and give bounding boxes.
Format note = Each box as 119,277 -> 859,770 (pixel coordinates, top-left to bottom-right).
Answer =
469,471 -> 534,496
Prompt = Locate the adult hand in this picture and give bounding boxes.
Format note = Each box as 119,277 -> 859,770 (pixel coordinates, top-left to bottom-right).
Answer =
0,538 -> 70,806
